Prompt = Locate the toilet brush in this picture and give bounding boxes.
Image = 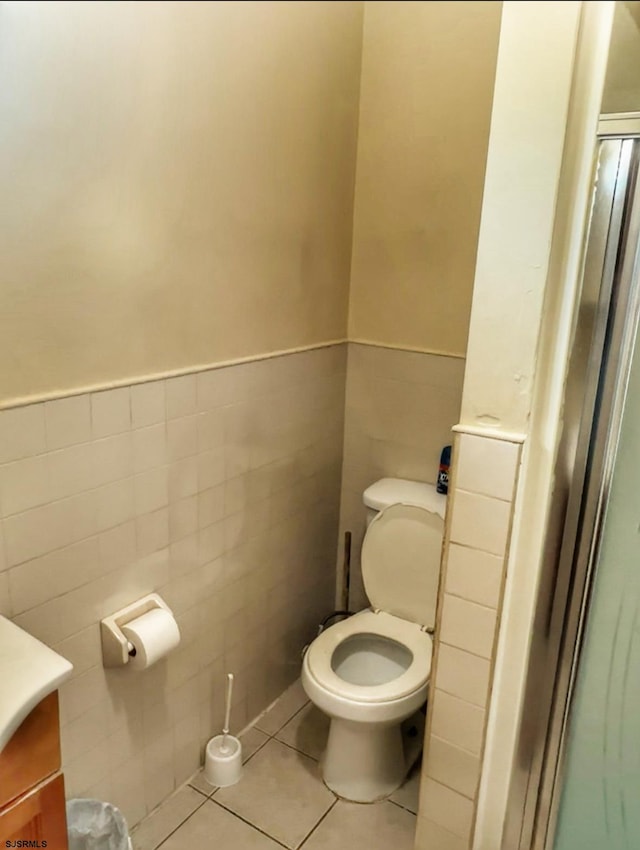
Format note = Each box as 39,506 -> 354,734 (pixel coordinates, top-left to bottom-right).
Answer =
220,673 -> 234,754
204,672 -> 243,787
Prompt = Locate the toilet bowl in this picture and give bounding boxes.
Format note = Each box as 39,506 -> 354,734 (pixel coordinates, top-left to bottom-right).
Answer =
302,609 -> 432,801
302,480 -> 445,803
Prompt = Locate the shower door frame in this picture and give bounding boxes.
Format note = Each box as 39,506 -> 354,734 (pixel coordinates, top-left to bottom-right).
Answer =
503,126 -> 640,850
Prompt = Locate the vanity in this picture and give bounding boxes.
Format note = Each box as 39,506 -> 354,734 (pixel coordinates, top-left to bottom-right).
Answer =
0,617 -> 73,848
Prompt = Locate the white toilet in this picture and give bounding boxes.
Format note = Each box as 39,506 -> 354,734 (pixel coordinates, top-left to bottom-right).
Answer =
302,478 -> 445,803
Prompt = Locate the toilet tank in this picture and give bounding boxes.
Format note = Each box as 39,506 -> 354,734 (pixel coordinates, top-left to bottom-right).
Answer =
362,478 -> 446,526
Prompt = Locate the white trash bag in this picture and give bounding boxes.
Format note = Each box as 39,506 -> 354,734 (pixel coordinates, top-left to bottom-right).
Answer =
66,799 -> 132,850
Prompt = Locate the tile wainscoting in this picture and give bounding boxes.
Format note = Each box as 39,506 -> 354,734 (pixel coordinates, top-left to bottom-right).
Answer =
338,342 -> 465,610
0,338 -> 479,835
0,343 -> 346,828
416,430 -> 523,850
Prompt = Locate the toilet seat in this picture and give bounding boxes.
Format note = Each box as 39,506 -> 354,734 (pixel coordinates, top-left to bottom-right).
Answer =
305,610 -> 432,704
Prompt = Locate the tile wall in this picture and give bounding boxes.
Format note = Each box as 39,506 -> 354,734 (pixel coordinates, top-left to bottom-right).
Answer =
0,344 -> 346,828
338,343 -> 465,609
415,431 -> 522,850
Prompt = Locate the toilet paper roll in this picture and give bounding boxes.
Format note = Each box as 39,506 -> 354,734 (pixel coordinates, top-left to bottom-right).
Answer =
121,608 -> 181,670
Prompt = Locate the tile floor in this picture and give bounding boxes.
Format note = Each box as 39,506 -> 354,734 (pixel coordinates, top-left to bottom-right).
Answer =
131,680 -> 420,850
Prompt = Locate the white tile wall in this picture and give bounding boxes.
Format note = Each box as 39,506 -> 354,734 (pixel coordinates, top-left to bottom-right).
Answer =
418,432 -> 522,850
449,489 -> 512,556
133,425 -> 167,474
131,382 -> 166,429
439,594 -> 497,659
0,454 -> 51,516
430,690 -> 485,757
0,344 -> 345,828
91,388 -> 131,439
455,433 -> 519,502
9,537 -> 101,614
445,544 -> 503,609
0,571 -> 10,617
435,643 -> 491,708
427,735 -> 480,799
165,375 -> 197,420
0,404 -> 47,464
45,395 -> 92,450
0,518 -> 6,571
338,343 -> 465,609
415,817 -> 468,850
420,777 -> 475,841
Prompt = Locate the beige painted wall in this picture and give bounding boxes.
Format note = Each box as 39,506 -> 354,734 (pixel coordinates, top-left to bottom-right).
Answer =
459,0 -> 582,437
347,1 -> 502,357
602,1 -> 640,113
0,1 -> 362,405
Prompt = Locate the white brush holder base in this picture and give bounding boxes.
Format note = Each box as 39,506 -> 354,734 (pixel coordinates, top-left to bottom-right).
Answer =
204,735 -> 243,788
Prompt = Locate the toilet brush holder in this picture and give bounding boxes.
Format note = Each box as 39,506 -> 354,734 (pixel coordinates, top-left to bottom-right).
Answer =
204,734 -> 243,787
203,671 -> 242,787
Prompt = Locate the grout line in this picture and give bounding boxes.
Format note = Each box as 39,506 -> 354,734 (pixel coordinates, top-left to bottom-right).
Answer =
208,797 -> 291,849
297,798 -> 338,849
421,773 -> 476,803
151,791 -> 209,850
252,694 -> 288,733
444,588 -> 498,614
438,637 -> 496,663
444,586 -> 500,611
243,732 -> 273,764
188,773 -> 220,799
435,682 -> 489,710
452,486 -> 513,506
432,684 -> 486,712
387,798 -> 418,816
446,536 -> 510,560
444,539 -> 508,559
272,736 -> 320,763
254,696 -> 310,738
187,783 -> 211,799
349,338 -> 465,360
269,698 -> 312,738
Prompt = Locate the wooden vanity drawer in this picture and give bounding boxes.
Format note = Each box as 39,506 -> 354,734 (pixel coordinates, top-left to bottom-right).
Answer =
0,772 -> 68,850
0,692 -> 61,809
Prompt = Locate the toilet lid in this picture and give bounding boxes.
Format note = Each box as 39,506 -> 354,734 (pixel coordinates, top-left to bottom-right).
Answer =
361,503 -> 443,627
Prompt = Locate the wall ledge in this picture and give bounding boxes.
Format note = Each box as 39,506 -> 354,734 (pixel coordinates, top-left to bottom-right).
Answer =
0,339 -> 348,412
1,338 -> 468,412
349,338 -> 466,359
452,423 -> 526,444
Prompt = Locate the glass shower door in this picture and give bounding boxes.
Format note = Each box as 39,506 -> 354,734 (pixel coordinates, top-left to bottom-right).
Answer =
505,135 -> 640,850
552,141 -> 640,848
554,316 -> 640,848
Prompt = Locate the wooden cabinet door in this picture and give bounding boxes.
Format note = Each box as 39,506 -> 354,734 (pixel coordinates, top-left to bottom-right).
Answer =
0,773 -> 68,850
0,692 -> 61,809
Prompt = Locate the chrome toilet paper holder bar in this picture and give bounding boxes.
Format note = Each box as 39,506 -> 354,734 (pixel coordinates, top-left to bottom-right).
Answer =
100,593 -> 173,667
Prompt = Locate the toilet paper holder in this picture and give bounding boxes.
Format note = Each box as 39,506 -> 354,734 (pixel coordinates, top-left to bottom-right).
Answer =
100,593 -> 174,667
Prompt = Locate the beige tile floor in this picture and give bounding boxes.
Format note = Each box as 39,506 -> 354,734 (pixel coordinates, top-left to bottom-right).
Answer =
131,680 -> 420,850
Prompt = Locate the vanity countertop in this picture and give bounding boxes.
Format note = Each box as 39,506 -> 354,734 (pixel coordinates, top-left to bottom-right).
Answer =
0,616 -> 73,752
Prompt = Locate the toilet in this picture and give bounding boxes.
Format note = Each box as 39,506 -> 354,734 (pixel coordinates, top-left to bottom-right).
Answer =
302,477 -> 446,803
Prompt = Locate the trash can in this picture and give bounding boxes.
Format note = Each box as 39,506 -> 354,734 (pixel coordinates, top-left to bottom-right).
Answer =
66,799 -> 132,850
